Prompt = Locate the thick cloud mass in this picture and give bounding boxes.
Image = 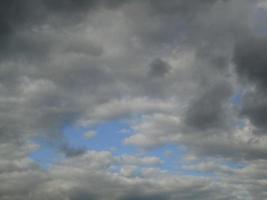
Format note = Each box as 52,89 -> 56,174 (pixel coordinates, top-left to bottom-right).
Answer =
0,0 -> 267,199
184,81 -> 233,131
234,37 -> 267,134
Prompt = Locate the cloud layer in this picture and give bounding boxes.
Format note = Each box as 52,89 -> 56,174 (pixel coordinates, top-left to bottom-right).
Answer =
0,0 -> 267,199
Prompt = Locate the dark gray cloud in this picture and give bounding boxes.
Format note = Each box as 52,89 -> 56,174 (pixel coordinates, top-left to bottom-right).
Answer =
149,58 -> 171,78
60,143 -> 86,158
241,91 -> 267,134
67,189 -> 98,200
43,0 -> 126,13
234,37 -> 267,89
119,192 -> 169,200
0,0 -> 45,54
0,0 -> 126,60
234,36 -> 267,134
149,0 -> 225,17
184,81 -> 233,131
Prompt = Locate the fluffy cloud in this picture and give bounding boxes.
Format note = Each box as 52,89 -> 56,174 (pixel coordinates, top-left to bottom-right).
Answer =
0,147 -> 251,200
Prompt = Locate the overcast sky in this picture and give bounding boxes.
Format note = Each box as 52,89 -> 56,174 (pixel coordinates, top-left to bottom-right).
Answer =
1,0 -> 267,199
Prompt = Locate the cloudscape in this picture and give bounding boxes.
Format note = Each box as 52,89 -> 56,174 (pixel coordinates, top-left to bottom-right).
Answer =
1,0 -> 267,199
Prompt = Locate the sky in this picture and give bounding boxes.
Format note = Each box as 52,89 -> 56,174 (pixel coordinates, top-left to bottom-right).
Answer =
1,0 -> 267,199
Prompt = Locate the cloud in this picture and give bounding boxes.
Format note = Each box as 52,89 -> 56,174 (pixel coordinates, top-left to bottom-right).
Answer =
80,98 -> 176,125
60,143 -> 87,158
0,146 -> 250,200
184,81 -> 233,131
233,36 -> 267,134
124,114 -> 181,149
234,37 -> 267,89
148,58 -> 172,78
0,0 -> 266,199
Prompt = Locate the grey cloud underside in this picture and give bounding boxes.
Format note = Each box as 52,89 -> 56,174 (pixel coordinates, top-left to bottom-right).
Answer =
149,58 -> 172,78
234,37 -> 267,88
0,0 -> 267,199
184,81 -> 233,131
234,37 -> 267,134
